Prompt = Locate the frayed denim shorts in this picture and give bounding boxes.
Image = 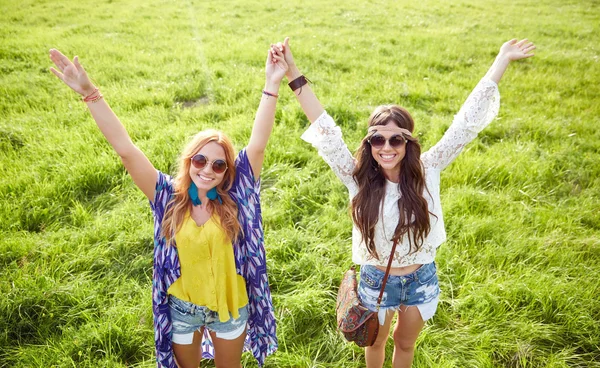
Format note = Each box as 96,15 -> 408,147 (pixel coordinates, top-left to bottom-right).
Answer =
168,295 -> 248,344
358,262 -> 440,323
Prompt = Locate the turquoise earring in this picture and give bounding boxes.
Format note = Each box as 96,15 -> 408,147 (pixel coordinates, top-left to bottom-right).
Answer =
188,183 -> 202,206
207,187 -> 223,204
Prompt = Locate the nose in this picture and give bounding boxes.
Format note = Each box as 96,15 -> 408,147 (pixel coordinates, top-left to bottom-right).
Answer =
381,140 -> 393,150
201,164 -> 214,174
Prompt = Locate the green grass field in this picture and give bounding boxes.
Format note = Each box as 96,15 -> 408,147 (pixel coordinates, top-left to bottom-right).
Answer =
1,0 -> 599,366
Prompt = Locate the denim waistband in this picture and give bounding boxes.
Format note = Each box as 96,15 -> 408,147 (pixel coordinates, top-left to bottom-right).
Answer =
364,262 -> 435,282
168,295 -> 208,316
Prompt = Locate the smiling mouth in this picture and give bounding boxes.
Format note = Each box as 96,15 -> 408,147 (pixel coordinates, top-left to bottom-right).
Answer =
198,174 -> 214,182
379,154 -> 397,162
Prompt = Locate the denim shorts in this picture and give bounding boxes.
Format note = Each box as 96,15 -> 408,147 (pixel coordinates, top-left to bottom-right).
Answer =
168,295 -> 248,344
358,262 -> 440,323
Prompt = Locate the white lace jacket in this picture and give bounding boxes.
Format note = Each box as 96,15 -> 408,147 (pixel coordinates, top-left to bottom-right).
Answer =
301,78 -> 500,267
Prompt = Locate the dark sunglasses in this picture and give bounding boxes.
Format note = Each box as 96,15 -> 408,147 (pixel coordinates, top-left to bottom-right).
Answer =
191,154 -> 228,174
367,134 -> 407,149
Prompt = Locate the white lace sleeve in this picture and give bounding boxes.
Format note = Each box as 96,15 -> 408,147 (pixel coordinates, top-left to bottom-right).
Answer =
422,78 -> 500,171
301,111 -> 358,195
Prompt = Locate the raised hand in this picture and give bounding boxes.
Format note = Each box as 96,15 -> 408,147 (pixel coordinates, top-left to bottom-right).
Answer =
282,37 -> 296,70
274,37 -> 298,80
49,49 -> 96,96
484,38 -> 536,84
265,46 -> 288,84
498,39 -> 536,62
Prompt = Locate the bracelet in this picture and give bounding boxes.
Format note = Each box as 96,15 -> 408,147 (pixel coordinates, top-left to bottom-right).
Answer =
82,88 -> 98,101
86,93 -> 104,103
83,88 -> 103,103
262,90 -> 279,98
288,75 -> 310,94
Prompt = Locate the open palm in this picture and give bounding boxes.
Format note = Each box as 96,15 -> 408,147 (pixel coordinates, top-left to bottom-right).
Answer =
49,49 -> 95,96
500,39 -> 536,61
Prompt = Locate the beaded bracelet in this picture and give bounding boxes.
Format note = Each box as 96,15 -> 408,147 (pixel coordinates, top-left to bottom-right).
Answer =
86,93 -> 104,103
82,88 -> 98,101
82,88 -> 103,103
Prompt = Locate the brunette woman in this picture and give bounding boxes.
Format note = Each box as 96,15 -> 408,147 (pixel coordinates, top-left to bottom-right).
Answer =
49,45 -> 287,367
277,37 -> 535,367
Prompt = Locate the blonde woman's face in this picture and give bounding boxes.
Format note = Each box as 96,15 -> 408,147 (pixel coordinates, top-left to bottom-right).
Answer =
188,141 -> 227,194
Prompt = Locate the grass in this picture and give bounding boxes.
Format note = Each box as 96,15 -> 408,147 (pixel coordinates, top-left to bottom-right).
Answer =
1,0 -> 599,366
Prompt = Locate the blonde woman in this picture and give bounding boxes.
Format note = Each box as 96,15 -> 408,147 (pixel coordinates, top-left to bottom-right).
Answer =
49,45 -> 287,367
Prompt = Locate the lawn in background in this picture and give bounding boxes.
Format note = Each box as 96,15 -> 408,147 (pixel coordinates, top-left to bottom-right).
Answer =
0,0 -> 599,366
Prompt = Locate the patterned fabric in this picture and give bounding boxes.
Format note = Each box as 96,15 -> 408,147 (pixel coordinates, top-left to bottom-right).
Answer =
336,267 -> 379,347
150,148 -> 277,367
301,78 -> 500,267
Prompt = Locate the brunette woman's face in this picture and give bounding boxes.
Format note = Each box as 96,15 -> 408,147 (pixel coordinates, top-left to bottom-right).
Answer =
370,122 -> 407,181
188,141 -> 227,194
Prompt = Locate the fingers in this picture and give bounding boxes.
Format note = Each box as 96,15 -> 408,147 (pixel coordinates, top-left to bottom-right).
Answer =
268,46 -> 275,64
271,45 -> 283,56
49,67 -> 64,80
523,44 -> 536,54
270,44 -> 283,63
266,48 -> 274,65
516,38 -> 528,47
267,44 -> 284,65
272,52 -> 285,63
283,37 -> 293,58
49,48 -> 71,71
73,56 -> 85,73
49,49 -> 63,70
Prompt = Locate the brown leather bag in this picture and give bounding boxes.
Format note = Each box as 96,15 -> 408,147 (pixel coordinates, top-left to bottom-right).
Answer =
335,240 -> 399,347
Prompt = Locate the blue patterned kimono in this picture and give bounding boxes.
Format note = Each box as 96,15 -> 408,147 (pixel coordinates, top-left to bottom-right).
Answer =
149,148 -> 277,367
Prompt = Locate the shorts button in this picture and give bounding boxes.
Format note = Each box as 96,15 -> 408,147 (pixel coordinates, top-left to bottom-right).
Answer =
211,290 -> 215,294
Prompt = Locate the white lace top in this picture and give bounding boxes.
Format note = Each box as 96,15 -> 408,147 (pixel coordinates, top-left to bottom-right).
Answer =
301,78 -> 500,267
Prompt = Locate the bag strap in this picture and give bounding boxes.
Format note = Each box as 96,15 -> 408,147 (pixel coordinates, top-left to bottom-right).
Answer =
375,238 -> 399,310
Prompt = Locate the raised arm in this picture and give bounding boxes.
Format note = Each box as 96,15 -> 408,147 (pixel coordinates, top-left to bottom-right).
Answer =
280,38 -> 358,194
246,46 -> 288,179
49,49 -> 157,201
279,37 -> 325,123
421,38 -> 536,171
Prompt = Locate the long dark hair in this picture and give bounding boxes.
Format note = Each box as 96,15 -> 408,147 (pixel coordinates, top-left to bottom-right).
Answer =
351,105 -> 432,259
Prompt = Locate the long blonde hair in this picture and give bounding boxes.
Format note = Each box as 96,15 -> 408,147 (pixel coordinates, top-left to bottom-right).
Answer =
161,130 -> 241,244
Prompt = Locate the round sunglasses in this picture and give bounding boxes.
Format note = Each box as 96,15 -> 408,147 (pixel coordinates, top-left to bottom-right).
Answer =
191,154 -> 228,174
367,134 -> 407,149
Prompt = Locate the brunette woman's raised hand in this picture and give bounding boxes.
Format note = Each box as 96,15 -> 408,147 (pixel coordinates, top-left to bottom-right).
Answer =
498,38 -> 536,61
485,38 -> 536,84
275,37 -> 325,123
49,49 -> 96,96
279,37 -> 299,80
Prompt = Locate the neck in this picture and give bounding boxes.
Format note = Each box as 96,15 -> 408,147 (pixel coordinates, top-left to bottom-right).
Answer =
382,166 -> 401,183
196,189 -> 209,204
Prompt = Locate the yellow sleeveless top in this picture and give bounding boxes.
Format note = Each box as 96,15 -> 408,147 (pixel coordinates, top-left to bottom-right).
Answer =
167,212 -> 248,322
